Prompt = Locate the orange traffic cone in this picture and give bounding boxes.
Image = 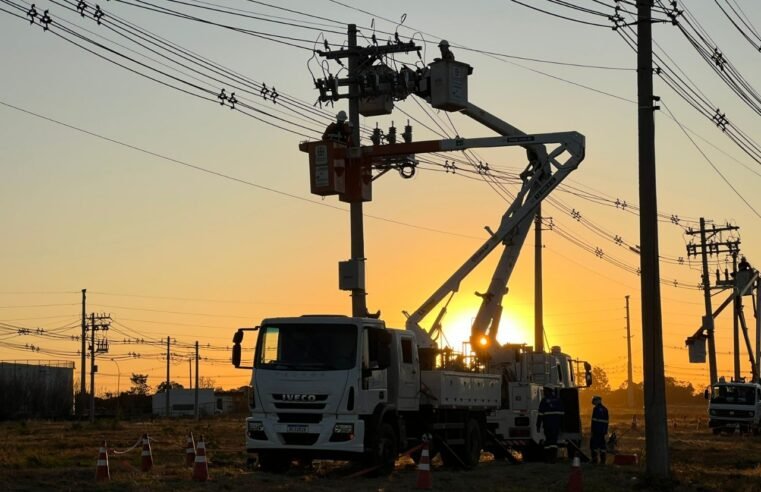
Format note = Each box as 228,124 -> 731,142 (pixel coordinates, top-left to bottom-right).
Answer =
95,441 -> 110,481
415,434 -> 432,490
192,435 -> 209,481
141,433 -> 153,472
185,432 -> 196,468
567,456 -> 583,492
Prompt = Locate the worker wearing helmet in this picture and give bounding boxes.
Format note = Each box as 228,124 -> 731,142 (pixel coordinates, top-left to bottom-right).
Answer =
321,110 -> 353,145
438,39 -> 455,61
537,387 -> 564,463
590,395 -> 609,464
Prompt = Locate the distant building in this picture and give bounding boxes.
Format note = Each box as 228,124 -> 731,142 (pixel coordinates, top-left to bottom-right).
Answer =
0,361 -> 74,419
151,388 -> 248,417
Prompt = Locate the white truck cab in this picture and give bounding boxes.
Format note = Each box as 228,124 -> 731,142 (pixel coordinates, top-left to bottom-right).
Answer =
232,315 -> 500,473
707,377 -> 761,434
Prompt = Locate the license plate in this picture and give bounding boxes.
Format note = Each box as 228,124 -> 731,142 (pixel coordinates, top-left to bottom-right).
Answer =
287,424 -> 309,433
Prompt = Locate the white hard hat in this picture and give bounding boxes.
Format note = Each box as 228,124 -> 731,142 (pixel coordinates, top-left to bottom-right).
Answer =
336,110 -> 348,122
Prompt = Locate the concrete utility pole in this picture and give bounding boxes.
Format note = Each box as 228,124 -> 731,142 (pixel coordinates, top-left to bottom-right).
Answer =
88,312 -> 110,423
311,25 -> 421,318
347,24 -> 366,318
534,206 -> 544,353
165,336 -> 170,418
625,295 -> 634,409
80,288 -> 86,418
637,0 -> 670,478
90,313 -> 95,423
685,218 -> 740,384
733,253 -> 741,380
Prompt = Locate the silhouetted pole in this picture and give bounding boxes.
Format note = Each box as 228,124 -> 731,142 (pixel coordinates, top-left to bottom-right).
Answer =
165,336 -> 170,417
534,207 -> 544,352
348,23 -> 367,317
698,218 -> 718,384
637,0 -> 670,478
80,288 -> 86,418
626,295 -> 634,409
733,253 -> 741,380
195,341 -> 200,421
89,313 -> 95,423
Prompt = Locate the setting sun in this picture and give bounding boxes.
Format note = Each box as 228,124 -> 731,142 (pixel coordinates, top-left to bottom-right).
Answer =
440,306 -> 534,353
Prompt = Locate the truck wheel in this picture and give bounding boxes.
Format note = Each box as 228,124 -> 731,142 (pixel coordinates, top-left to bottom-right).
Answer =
461,418 -> 483,469
258,452 -> 291,474
521,442 -> 544,462
366,423 -> 398,476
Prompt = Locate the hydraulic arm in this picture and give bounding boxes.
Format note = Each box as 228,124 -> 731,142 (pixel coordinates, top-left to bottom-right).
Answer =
404,101 -> 585,354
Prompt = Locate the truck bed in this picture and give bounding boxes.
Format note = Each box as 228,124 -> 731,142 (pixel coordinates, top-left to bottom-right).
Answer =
420,370 -> 501,410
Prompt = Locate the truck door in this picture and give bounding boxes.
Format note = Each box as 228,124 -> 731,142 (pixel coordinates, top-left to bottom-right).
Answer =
397,335 -> 420,411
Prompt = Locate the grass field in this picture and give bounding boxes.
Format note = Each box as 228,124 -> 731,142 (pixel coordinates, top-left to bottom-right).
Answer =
2,411 -> 761,491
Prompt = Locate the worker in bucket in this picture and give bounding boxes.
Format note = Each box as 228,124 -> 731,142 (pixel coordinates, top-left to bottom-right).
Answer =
322,110 -> 353,145
590,395 -> 610,464
537,387 -> 564,463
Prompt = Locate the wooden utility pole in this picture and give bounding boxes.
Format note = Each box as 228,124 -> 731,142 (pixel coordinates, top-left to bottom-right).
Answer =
637,0 -> 670,478
534,206 -> 544,353
80,288 -> 86,418
625,295 -> 634,409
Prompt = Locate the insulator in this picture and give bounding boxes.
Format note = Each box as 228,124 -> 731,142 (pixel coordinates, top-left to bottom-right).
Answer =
386,124 -> 397,144
402,120 -> 412,143
371,125 -> 382,146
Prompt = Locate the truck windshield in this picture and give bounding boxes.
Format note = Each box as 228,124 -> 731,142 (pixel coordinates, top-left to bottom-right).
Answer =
711,385 -> 756,405
255,323 -> 357,371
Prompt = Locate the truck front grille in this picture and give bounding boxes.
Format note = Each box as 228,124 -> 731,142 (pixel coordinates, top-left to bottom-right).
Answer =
277,413 -> 322,423
274,403 -> 326,410
281,433 -> 320,445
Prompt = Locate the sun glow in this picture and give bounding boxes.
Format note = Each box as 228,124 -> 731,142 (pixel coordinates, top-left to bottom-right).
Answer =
440,308 -> 533,353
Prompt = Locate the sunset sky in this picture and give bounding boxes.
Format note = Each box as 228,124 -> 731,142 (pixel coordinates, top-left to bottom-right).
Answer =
1,0 -> 760,396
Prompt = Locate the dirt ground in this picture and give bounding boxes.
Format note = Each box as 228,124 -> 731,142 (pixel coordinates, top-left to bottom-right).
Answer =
1,411 -> 761,491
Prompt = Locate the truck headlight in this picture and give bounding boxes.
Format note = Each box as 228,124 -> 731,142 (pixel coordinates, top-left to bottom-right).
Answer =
333,423 -> 354,434
248,421 -> 264,432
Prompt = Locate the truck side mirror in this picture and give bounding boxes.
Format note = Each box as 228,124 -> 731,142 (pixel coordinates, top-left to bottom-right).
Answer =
231,327 -> 258,370
583,362 -> 592,387
232,343 -> 242,368
704,389 -> 710,400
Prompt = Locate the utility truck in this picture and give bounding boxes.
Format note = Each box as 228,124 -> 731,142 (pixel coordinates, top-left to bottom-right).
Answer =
231,42 -> 591,471
232,316 -> 500,473
706,377 -> 761,434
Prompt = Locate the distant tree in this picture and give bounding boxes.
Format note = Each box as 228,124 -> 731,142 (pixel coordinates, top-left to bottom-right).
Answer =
156,380 -> 184,393
198,376 -> 216,389
128,373 -> 150,395
588,366 -> 611,396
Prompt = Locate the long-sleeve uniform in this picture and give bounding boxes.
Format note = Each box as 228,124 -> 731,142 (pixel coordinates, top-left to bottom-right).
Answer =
590,403 -> 609,464
537,394 -> 564,463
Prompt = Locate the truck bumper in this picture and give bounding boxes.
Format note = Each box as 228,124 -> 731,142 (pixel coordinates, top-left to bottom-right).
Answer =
245,414 -> 366,456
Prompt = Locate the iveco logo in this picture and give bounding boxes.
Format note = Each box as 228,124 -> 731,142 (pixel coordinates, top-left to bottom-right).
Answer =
281,394 -> 317,401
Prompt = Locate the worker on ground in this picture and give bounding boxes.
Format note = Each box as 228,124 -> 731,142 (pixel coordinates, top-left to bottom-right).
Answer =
537,387 -> 564,463
590,395 -> 609,464
322,110 -> 353,145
